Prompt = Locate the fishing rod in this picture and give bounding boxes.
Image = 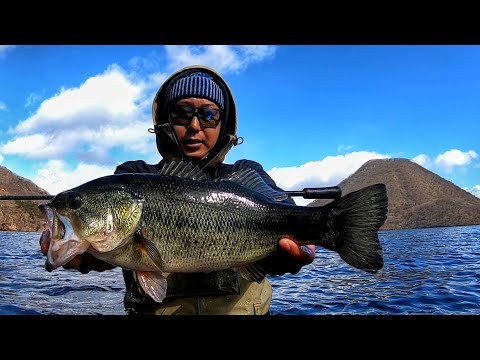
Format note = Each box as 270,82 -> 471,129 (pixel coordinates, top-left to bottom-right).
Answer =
0,186 -> 342,201
286,186 -> 341,199
0,195 -> 54,200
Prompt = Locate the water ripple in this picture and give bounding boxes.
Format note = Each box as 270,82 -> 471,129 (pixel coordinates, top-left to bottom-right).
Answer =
1,226 -> 479,315
269,225 -> 480,315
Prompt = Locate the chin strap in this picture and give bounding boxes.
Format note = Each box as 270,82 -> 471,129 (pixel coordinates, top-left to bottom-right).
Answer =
152,123 -> 186,162
152,124 -> 241,171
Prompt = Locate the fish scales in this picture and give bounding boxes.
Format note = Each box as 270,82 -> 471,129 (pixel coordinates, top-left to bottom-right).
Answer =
122,175 -> 307,272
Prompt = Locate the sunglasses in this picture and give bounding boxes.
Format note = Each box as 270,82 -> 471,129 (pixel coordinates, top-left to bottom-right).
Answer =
169,104 -> 222,129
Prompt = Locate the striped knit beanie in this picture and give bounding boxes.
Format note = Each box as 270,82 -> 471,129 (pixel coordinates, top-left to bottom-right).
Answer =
166,72 -> 225,110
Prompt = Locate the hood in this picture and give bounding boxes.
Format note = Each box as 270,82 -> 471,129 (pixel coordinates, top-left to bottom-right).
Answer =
151,65 -> 240,168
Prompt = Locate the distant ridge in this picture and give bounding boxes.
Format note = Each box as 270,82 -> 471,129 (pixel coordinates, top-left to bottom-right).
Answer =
0,166 -> 50,232
309,158 -> 480,230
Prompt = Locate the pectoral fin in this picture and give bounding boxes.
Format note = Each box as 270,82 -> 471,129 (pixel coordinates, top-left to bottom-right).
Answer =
135,230 -> 165,271
137,271 -> 168,303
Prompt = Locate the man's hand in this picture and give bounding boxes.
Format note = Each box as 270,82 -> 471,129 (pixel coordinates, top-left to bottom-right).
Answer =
39,229 -> 116,274
265,238 -> 316,276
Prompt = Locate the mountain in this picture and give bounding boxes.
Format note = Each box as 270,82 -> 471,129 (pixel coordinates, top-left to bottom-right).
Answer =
1,159 -> 480,232
309,158 -> 480,230
0,166 -> 50,232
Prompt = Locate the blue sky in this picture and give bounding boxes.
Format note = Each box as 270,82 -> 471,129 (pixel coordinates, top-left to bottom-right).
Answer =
0,45 -> 479,206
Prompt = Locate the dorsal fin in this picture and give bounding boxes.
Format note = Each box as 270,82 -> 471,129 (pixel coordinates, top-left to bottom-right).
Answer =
220,168 -> 289,202
158,160 -> 208,180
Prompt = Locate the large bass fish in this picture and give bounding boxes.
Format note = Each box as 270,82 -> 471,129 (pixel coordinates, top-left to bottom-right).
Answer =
40,161 -> 388,303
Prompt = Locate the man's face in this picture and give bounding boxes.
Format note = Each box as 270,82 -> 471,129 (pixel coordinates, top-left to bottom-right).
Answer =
169,97 -> 222,160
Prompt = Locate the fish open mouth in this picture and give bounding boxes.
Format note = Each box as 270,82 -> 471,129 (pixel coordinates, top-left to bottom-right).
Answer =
39,204 -> 64,240
38,204 -> 90,271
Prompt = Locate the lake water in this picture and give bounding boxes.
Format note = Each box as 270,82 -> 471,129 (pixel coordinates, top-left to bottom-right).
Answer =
1,225 -> 479,315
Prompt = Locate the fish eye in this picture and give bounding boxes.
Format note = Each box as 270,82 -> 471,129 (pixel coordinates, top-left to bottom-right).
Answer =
67,193 -> 82,209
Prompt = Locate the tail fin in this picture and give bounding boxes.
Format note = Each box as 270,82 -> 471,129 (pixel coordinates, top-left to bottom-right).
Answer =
328,183 -> 388,273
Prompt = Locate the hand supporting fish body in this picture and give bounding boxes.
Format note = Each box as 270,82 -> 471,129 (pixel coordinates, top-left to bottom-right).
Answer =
40,161 -> 388,303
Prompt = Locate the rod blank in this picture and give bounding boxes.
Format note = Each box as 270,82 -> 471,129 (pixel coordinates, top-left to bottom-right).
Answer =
0,195 -> 54,200
0,186 -> 342,201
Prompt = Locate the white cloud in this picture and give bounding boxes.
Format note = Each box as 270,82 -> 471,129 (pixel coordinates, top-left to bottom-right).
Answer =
147,72 -> 169,90
14,64 -> 145,134
435,149 -> 478,172
25,92 -> 41,107
268,151 -> 390,206
32,160 -> 113,195
0,101 -> 7,111
128,54 -> 162,72
470,185 -> 480,198
2,134 -> 56,158
337,144 -> 354,153
0,45 -> 15,58
411,154 -> 432,168
165,45 -> 276,74
1,64 -> 155,163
